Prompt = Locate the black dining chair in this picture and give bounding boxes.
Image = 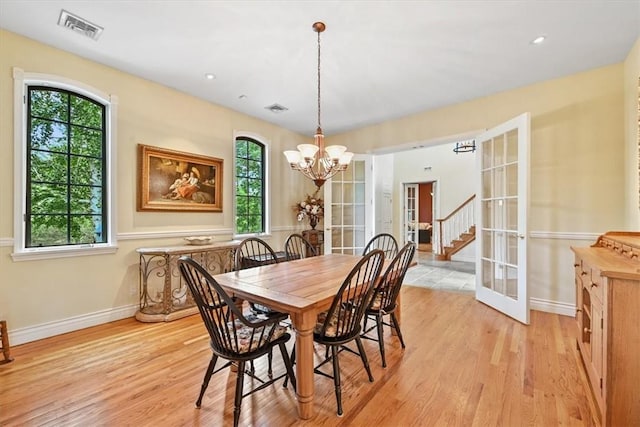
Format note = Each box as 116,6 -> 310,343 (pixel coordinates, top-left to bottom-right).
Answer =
178,256 -> 296,427
362,241 -> 416,367
234,237 -> 283,316
234,237 -> 287,375
363,233 -> 399,260
234,237 -> 280,270
286,249 -> 385,416
284,233 -> 318,261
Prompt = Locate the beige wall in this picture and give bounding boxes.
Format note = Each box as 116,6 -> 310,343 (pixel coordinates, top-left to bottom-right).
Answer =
624,38 -> 640,228
332,62 -> 627,312
0,30 -> 316,341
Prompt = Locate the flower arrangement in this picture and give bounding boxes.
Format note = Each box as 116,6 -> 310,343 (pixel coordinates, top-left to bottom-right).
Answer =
294,193 -> 324,229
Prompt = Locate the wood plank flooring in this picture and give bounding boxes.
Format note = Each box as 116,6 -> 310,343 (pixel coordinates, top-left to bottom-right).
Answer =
0,287 -> 598,426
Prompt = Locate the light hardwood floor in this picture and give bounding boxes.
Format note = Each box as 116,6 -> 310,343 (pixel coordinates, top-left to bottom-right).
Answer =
0,287 -> 598,426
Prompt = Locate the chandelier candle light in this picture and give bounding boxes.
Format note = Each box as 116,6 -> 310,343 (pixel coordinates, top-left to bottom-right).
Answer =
284,21 -> 353,189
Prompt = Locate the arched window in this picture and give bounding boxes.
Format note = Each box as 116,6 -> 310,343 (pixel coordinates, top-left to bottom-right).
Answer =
12,68 -> 117,260
234,136 -> 267,234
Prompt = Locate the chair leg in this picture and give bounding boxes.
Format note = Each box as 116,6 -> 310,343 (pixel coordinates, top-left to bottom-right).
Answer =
362,313 -> 369,334
268,349 -> 273,378
0,320 -> 14,364
283,345 -> 295,388
390,312 -> 406,349
279,342 -> 296,391
196,354 -> 218,408
355,336 -> 374,382
233,361 -> 245,427
331,345 -> 343,416
376,313 -> 387,368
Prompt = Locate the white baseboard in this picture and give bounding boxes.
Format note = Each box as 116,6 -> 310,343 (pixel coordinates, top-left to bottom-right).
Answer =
530,297 -> 575,317
9,304 -> 138,346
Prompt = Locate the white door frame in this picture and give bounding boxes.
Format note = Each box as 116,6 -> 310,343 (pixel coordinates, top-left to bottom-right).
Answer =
475,112 -> 530,324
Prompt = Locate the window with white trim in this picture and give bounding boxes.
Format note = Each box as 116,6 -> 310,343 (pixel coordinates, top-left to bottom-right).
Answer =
234,136 -> 268,235
13,69 -> 117,260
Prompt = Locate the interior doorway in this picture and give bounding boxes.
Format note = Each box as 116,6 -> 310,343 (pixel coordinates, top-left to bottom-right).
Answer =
403,181 -> 436,252
417,181 -> 435,252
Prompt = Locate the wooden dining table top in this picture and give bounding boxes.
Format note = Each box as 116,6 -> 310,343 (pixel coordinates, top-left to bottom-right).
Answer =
212,253 -> 366,313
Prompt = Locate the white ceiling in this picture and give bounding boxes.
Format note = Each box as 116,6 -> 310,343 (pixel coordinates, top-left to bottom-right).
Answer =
1,1 -> 639,137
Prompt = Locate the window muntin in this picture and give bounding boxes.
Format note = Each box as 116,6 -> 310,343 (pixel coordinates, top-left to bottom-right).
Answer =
235,137 -> 265,234
26,86 -> 107,247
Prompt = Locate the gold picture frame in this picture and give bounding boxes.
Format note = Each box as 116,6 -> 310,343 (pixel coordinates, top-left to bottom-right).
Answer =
138,144 -> 223,212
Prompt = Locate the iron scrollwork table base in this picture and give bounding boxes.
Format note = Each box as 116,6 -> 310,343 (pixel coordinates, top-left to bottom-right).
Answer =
135,240 -> 240,322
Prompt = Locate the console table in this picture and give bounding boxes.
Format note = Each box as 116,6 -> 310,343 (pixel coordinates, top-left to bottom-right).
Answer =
135,240 -> 240,322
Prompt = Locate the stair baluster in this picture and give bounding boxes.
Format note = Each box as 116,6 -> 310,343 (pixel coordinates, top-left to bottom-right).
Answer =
434,194 -> 476,260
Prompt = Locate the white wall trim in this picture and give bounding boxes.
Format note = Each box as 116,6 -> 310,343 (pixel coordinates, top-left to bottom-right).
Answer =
529,231 -> 601,240
1,230 -> 601,246
2,226 -> 298,246
530,297 -> 575,317
117,228 -> 234,240
8,304 -> 138,346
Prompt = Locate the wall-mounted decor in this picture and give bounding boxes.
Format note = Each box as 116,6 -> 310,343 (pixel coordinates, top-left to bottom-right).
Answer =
138,144 -> 223,212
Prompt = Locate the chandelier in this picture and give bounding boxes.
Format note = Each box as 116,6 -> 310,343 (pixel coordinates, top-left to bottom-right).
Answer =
284,22 -> 353,189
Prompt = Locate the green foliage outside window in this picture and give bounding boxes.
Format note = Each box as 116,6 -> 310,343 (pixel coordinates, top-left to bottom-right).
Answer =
27,87 -> 106,247
235,137 -> 265,234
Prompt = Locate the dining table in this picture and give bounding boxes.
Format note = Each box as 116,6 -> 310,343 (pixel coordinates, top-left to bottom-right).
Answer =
212,252 -> 397,420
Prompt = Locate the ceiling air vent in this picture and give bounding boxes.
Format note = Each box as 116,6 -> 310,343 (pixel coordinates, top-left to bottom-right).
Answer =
265,103 -> 289,113
57,10 -> 104,41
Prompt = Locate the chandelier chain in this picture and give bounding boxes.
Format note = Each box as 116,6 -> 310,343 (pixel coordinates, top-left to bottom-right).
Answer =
317,29 -> 321,130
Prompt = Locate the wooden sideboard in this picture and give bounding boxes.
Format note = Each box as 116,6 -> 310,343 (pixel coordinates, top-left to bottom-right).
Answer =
135,240 -> 240,322
571,231 -> 640,426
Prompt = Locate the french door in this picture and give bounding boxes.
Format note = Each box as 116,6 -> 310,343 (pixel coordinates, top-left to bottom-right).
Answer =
324,155 -> 373,254
475,113 -> 530,324
403,184 -> 419,245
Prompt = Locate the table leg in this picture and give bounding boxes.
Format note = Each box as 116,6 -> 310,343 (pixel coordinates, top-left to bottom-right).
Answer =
290,310 -> 317,420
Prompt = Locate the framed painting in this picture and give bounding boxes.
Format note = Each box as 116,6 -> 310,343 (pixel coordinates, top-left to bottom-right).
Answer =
137,144 -> 223,212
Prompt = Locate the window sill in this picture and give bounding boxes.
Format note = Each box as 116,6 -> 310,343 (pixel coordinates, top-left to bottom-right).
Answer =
233,232 -> 272,240
11,244 -> 119,262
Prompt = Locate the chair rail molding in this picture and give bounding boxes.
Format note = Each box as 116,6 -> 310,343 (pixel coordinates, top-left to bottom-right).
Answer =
529,231 -> 602,240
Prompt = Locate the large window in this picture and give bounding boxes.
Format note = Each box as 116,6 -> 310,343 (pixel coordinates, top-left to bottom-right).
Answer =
13,68 -> 117,260
27,87 -> 106,247
235,136 -> 266,234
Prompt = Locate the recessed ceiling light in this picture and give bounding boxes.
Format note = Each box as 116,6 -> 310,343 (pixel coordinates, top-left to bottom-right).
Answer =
204,73 -> 216,80
531,35 -> 546,45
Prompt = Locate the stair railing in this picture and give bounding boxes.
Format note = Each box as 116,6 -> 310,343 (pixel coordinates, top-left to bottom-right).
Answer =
434,195 -> 476,256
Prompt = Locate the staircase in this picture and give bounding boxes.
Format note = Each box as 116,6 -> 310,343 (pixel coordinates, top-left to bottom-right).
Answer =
434,195 -> 476,261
